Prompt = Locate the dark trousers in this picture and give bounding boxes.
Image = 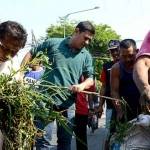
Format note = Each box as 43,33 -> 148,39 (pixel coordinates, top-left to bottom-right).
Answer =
75,113 -> 88,150
57,110 -> 74,150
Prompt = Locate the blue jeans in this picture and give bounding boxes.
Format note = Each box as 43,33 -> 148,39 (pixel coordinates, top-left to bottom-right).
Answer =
57,104 -> 75,150
35,104 -> 75,150
35,121 -> 54,150
106,108 -> 113,139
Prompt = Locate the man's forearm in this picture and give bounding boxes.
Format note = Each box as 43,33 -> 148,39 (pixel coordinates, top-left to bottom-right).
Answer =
80,78 -> 94,90
99,84 -> 106,106
20,52 -> 32,68
99,98 -> 105,106
133,58 -> 150,92
111,91 -> 121,108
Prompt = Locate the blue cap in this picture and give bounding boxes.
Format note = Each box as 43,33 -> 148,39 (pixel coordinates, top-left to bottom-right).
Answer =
108,40 -> 120,50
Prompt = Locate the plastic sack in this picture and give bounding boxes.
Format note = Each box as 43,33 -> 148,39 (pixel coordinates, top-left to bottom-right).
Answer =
110,115 -> 150,150
120,125 -> 150,150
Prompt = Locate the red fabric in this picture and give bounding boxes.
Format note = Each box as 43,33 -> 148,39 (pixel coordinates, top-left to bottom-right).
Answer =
100,68 -> 106,83
76,92 -> 88,115
75,82 -> 96,115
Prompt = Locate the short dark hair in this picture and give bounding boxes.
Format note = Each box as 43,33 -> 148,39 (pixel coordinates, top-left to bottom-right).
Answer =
76,21 -> 95,34
120,39 -> 137,50
0,21 -> 27,48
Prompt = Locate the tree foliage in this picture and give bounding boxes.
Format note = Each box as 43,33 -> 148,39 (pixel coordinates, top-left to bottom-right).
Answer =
46,21 -> 120,54
46,21 -> 75,38
88,24 -> 120,55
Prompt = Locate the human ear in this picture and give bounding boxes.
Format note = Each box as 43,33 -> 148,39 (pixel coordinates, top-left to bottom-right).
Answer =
75,28 -> 80,34
136,48 -> 139,53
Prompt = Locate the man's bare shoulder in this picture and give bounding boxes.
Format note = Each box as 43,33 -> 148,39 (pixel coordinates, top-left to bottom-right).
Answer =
136,56 -> 150,67
111,62 -> 120,70
111,62 -> 120,76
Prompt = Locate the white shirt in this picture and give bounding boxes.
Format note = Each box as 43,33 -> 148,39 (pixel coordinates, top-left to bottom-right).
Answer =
0,55 -> 21,80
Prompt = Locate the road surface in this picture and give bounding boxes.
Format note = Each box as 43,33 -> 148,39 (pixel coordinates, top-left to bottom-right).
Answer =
50,113 -> 107,150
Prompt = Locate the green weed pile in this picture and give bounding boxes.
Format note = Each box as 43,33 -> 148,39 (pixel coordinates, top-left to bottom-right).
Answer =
0,72 -> 71,150
0,51 -> 71,149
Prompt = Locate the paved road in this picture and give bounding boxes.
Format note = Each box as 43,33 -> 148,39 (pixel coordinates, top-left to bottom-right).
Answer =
50,114 -> 107,150
71,116 -> 107,150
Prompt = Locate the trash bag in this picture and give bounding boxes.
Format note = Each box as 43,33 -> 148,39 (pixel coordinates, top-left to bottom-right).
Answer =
88,93 -> 99,133
120,125 -> 150,150
88,110 -> 99,133
110,115 -> 150,150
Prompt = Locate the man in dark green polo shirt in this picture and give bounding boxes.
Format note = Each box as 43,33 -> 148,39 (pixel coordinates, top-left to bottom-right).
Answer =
22,21 -> 95,150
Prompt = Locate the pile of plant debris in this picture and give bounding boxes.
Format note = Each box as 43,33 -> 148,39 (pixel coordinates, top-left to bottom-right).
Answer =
0,52 -> 70,150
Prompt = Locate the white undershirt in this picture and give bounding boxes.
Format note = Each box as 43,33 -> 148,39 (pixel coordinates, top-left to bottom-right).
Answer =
0,55 -> 20,80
